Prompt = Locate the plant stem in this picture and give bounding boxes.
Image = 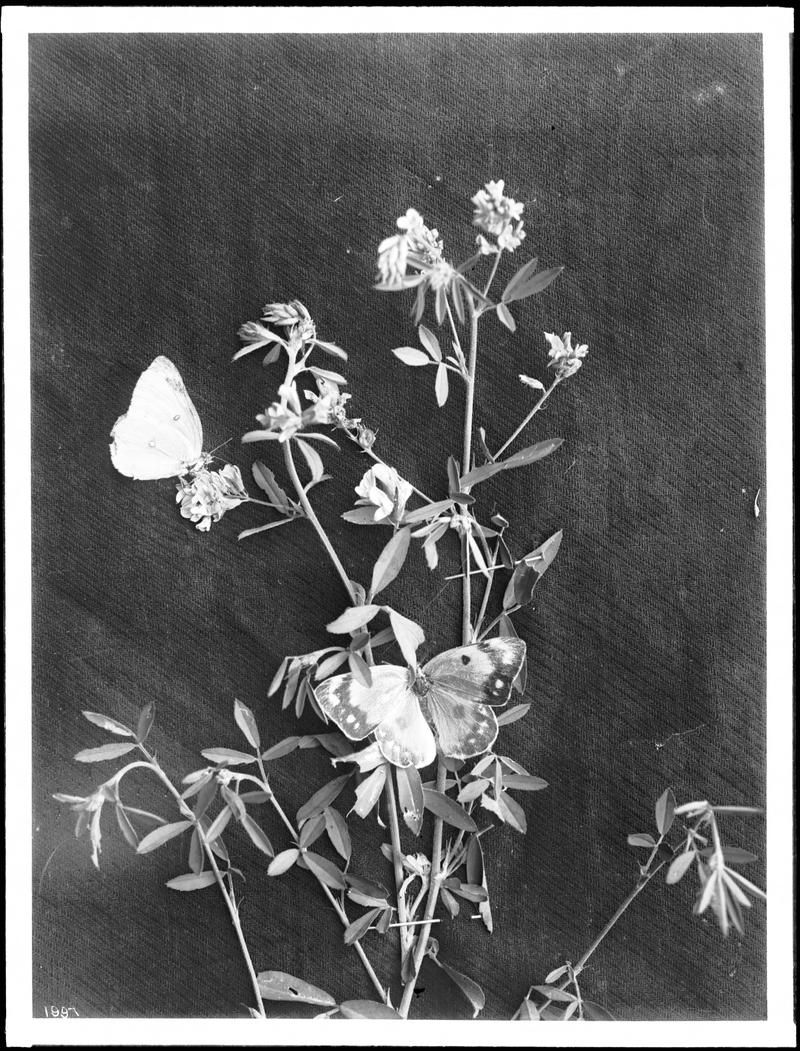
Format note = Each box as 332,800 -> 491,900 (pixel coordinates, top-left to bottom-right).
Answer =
398,292 -> 482,1017
493,377 -> 561,460
385,769 -> 413,958
283,439 -> 356,603
397,761 -> 448,1018
251,750 -> 389,1004
525,854 -> 673,1019
460,295 -> 481,642
482,252 -> 502,298
137,746 -> 267,1018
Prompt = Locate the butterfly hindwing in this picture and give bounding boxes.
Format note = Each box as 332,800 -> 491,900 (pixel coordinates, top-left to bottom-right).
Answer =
423,637 -> 526,706
374,694 -> 437,769
110,357 -> 204,479
313,665 -> 409,741
425,688 -> 499,761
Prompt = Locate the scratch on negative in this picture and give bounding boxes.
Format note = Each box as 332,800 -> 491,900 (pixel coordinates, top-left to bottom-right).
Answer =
655,724 -> 707,751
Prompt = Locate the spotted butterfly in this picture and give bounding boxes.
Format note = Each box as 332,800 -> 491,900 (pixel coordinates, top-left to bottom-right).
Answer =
314,637 -> 526,769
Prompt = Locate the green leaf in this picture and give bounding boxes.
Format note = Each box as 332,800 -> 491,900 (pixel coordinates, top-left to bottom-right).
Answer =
436,958 -> 485,1018
544,965 -> 569,984
498,791 -> 527,833
338,1000 -> 402,1019
343,906 -> 383,946
267,848 -> 300,876
502,265 -> 564,304
402,498 -> 454,525
165,871 -> 217,892
460,460 -> 506,488
298,812 -> 327,849
532,984 -> 577,1003
503,438 -> 564,469
257,971 -> 336,1007
346,874 -> 390,905
370,526 -> 411,599
204,806 -> 233,845
496,703 -> 531,727
351,765 -> 387,819
422,789 -> 477,831
295,436 -> 325,486
297,775 -> 350,824
261,736 -> 300,761
323,806 -> 352,862
721,847 -> 760,865
503,531 -> 563,609
666,850 -> 696,885
583,1000 -> 617,1021
348,650 -> 373,688
496,302 -> 516,332
501,256 -> 539,301
115,805 -> 139,848
435,363 -> 449,407
655,788 -> 676,835
304,850 -> 347,889
241,815 -> 274,857
326,605 -> 381,634
503,774 -> 549,791
516,999 -> 540,1020
392,346 -> 431,366
418,324 -> 442,361
446,881 -> 488,903
395,765 -> 424,836
233,698 -> 260,750
457,778 -> 490,803
74,742 -> 137,763
200,748 -> 257,766
252,461 -> 289,508
81,711 -> 136,738
627,833 -> 657,848
386,608 -> 425,667
136,703 -> 155,744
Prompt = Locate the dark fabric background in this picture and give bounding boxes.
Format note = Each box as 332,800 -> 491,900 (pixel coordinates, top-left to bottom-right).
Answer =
31,34 -> 766,1021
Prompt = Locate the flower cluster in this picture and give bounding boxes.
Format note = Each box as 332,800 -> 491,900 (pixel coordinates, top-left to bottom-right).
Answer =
235,299 -> 347,364
176,464 -> 248,531
544,331 -> 589,380
53,780 -> 119,868
376,208 -> 446,289
353,463 -> 413,524
472,179 -> 526,254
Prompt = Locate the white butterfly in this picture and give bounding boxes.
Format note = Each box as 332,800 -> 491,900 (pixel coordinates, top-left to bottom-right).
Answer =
314,637 -> 526,769
110,356 -> 209,480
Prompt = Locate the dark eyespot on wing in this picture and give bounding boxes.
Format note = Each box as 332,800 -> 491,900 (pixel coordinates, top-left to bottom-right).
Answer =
461,655 -> 471,665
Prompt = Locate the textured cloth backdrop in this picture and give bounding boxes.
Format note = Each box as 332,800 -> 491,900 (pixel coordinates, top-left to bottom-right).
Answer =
31,34 -> 766,1020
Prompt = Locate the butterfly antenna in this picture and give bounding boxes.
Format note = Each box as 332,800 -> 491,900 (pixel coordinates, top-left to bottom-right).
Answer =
207,437 -> 236,462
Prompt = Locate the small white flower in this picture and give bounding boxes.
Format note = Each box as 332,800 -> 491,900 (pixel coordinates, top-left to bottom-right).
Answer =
472,179 -> 526,253
544,331 -> 589,379
519,374 -> 545,391
353,463 -> 413,523
176,465 -> 248,531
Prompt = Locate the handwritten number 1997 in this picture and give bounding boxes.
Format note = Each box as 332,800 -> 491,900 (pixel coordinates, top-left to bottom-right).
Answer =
45,1006 -> 79,1017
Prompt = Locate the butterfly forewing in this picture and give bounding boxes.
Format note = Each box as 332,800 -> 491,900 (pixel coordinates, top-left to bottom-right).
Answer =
422,638 -> 526,761
110,357 -> 204,479
423,637 -> 526,706
313,666 -> 409,741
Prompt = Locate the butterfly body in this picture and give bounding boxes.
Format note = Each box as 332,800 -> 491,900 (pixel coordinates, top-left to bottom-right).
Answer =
110,356 -> 209,480
314,637 -> 526,769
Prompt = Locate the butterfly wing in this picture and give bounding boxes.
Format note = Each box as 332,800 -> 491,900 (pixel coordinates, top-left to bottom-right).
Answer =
423,638 -> 527,761
425,687 -> 499,760
110,356 -> 204,479
423,637 -> 526,705
314,665 -> 436,769
374,694 -> 437,769
314,665 -> 409,741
